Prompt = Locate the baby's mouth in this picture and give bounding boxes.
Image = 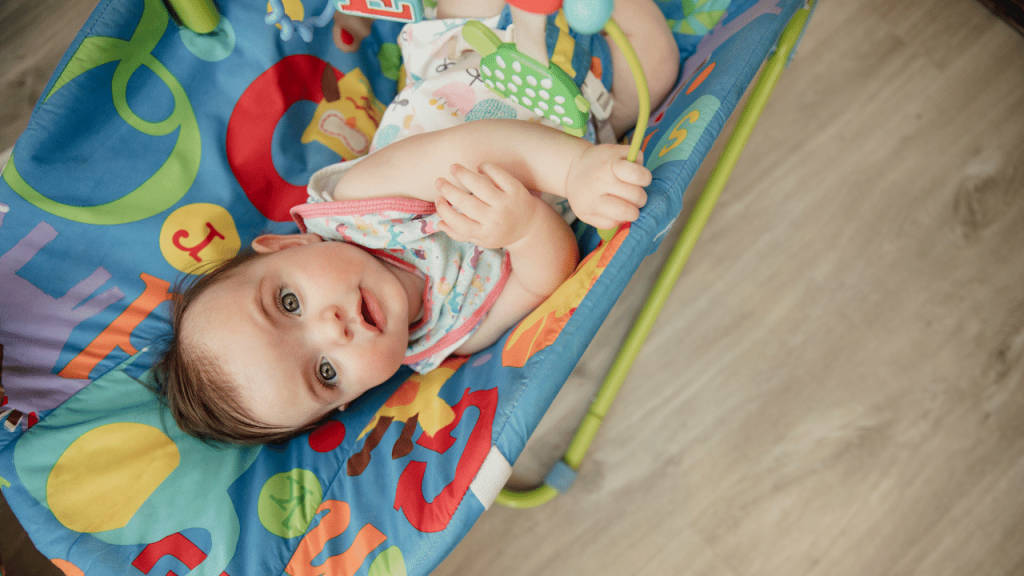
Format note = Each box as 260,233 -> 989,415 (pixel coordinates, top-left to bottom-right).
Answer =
360,288 -> 386,333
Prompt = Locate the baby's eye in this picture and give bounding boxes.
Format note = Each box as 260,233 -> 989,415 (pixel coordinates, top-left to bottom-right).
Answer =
279,288 -> 301,314
318,357 -> 338,388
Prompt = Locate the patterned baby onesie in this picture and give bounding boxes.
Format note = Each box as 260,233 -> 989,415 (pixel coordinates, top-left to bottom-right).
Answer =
292,12 -> 616,371
295,161 -> 510,373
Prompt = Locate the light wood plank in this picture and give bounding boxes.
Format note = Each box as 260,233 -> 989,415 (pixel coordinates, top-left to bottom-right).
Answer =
0,0 -> 99,151
441,0 -> 1024,574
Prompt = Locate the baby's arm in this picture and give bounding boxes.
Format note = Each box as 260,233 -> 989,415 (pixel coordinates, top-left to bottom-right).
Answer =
333,119 -> 652,229
432,162 -> 579,354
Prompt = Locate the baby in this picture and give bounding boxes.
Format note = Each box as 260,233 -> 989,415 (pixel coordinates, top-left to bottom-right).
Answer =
156,0 -> 679,444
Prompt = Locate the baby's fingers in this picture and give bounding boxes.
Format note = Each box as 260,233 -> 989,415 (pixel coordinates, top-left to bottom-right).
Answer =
607,181 -> 648,210
436,220 -> 471,243
436,176 -> 489,221
478,162 -> 529,197
435,197 -> 482,240
594,194 -> 641,224
449,163 -> 503,204
612,156 -> 653,187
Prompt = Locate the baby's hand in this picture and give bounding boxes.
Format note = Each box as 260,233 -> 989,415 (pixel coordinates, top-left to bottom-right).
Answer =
566,144 -> 651,229
434,163 -> 540,250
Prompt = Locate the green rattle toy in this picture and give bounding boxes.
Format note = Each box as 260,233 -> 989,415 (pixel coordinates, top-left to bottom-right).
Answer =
461,20 -> 592,138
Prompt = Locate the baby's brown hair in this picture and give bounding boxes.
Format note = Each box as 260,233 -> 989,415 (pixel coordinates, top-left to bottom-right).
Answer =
154,250 -> 318,445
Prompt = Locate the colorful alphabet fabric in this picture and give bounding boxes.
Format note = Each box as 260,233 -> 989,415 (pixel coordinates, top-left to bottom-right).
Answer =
0,1 -> 806,574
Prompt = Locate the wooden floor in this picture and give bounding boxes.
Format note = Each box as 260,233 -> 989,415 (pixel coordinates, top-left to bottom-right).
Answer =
3,1 -> 1023,575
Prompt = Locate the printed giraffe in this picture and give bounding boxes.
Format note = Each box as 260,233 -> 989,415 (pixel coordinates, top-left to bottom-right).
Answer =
347,356 -> 468,476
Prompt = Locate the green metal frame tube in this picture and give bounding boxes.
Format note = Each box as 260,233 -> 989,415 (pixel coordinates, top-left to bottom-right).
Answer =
496,4 -> 812,509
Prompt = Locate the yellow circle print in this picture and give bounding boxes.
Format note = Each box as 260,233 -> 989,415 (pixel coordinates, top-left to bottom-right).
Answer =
268,0 -> 305,28
160,203 -> 241,274
47,423 -> 180,534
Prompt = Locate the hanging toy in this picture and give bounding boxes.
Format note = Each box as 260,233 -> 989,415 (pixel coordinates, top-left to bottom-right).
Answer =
460,0 -> 616,138
265,0 -> 647,161
462,20 -> 591,137
461,0 -> 650,156
561,0 -> 615,34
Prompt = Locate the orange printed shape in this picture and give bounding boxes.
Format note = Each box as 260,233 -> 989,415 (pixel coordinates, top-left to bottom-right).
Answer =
58,274 -> 171,380
640,130 -> 657,155
285,500 -> 387,576
686,61 -> 715,95
51,559 -> 84,576
384,379 -> 420,408
503,225 -> 630,367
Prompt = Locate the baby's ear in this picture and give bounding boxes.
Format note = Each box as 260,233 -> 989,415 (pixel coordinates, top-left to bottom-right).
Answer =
251,233 -> 322,253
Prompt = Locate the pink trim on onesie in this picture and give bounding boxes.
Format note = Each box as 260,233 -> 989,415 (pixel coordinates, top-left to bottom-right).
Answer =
294,197 -> 437,222
402,254 -> 510,365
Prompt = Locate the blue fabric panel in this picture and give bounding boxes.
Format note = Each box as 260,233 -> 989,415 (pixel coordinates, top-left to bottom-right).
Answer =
0,1 -> 809,574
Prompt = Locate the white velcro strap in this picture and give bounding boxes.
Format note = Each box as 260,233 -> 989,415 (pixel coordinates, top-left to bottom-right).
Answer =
469,445 -> 513,510
581,71 -> 617,143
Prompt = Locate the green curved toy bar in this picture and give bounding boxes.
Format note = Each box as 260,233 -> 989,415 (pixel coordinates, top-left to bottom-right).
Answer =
602,18 -> 650,164
497,3 -> 815,509
165,0 -> 221,34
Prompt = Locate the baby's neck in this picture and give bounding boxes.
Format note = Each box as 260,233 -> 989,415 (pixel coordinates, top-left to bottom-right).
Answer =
385,260 -> 426,325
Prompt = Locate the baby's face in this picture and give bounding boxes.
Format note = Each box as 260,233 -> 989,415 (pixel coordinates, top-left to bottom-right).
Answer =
182,234 -> 420,430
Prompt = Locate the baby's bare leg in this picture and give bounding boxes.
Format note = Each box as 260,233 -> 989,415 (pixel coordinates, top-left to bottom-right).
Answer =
605,0 -> 679,138
431,0 -> 677,138
434,0 -> 507,18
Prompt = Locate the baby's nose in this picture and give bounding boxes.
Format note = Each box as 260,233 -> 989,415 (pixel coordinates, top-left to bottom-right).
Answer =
320,305 -> 354,342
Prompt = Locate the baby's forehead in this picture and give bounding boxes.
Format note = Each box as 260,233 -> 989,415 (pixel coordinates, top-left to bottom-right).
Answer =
179,289 -> 260,382
181,269 -> 256,335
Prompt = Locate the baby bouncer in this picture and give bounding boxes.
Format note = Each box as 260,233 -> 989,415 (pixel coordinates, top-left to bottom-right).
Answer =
0,0 -> 815,574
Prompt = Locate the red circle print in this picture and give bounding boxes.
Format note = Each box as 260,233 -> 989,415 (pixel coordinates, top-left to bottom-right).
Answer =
309,419 -> 346,452
226,55 -> 343,221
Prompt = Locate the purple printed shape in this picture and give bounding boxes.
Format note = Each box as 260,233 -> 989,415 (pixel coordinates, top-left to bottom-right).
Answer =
682,0 -> 785,81
0,220 -> 124,413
